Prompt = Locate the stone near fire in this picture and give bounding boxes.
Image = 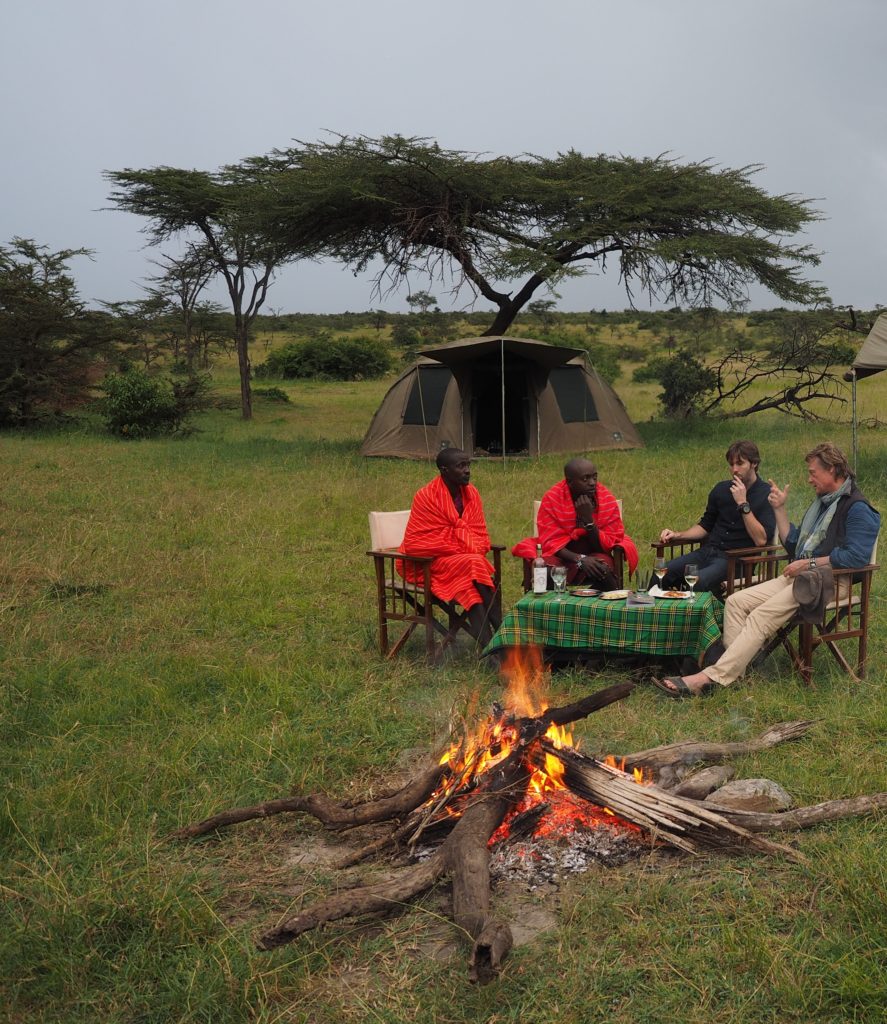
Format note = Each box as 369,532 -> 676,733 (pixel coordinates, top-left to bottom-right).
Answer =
672,764 -> 736,800
704,778 -> 793,813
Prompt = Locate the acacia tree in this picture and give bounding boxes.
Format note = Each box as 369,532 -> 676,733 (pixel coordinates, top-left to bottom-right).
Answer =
0,238 -> 111,424
105,164 -> 297,418
253,135 -> 825,335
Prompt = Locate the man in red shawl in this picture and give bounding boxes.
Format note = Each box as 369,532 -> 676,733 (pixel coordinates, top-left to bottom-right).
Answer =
399,448 -> 501,645
513,457 -> 638,589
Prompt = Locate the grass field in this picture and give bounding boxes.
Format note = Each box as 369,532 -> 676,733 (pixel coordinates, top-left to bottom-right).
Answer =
2,352 -> 886,1023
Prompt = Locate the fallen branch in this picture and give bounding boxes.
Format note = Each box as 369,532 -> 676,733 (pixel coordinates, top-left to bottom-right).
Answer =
614,720 -> 817,772
173,762 -> 448,840
704,792 -> 887,831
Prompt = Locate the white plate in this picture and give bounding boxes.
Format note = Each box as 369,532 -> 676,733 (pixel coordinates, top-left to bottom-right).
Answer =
599,589 -> 631,600
657,590 -> 693,600
571,587 -> 600,597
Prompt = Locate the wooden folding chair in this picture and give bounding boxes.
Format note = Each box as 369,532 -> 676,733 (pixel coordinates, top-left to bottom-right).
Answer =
367,510 -> 503,660
727,535 -> 879,684
520,499 -> 627,591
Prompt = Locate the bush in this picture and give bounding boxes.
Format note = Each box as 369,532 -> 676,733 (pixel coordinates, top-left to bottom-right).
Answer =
632,355 -> 672,383
255,334 -> 394,381
252,386 -> 291,403
657,352 -> 717,417
101,368 -> 210,437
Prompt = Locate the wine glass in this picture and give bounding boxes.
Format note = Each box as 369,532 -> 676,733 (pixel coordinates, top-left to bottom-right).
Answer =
550,564 -> 568,600
653,556 -> 667,589
684,563 -> 699,598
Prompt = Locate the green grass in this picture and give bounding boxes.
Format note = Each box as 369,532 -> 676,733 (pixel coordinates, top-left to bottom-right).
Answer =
1,360 -> 885,1023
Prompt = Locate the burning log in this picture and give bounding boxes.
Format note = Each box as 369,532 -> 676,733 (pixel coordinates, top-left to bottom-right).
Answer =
540,743 -> 804,862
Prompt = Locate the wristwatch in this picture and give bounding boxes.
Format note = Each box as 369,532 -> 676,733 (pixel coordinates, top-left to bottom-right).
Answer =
739,502 -> 751,515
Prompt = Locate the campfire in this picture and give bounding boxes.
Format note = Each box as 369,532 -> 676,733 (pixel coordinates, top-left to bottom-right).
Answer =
175,648 -> 887,984
411,647 -> 650,856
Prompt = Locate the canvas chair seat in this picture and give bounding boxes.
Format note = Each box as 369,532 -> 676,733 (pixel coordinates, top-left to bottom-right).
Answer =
520,498 -> 627,591
367,510 -> 503,660
728,534 -> 879,684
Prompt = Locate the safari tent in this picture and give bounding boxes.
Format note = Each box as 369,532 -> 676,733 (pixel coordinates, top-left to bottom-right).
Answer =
360,336 -> 643,459
845,312 -> 887,469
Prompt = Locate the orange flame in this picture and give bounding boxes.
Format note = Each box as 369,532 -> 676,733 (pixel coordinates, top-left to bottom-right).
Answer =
427,646 -> 648,844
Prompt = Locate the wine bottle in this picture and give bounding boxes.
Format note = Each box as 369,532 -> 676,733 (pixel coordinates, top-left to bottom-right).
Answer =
532,543 -> 547,594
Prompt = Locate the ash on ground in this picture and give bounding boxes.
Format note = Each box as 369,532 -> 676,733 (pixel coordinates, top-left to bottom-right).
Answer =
489,825 -> 648,887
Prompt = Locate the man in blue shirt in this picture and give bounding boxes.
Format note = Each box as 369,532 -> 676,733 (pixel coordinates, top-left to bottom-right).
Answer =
658,440 -> 775,593
654,442 -> 880,697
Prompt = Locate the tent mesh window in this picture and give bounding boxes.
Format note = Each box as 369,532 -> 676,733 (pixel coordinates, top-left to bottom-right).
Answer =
402,366 -> 452,425
548,366 -> 599,422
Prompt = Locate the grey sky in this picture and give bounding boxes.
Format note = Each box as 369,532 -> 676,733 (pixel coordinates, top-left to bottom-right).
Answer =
3,0 -> 885,314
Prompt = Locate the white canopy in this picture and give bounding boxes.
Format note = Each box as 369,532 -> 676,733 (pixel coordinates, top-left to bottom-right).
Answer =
846,312 -> 887,380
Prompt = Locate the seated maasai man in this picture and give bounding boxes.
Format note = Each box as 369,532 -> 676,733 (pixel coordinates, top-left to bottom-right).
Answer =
398,447 -> 501,646
513,457 -> 639,589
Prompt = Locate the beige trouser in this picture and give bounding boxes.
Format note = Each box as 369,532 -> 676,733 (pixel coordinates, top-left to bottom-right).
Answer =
704,575 -> 800,686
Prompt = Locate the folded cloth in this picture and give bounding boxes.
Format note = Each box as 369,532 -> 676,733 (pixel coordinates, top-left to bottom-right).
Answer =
792,565 -> 835,622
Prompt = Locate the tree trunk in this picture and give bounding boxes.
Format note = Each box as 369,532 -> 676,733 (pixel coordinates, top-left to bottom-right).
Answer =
235,320 -> 252,419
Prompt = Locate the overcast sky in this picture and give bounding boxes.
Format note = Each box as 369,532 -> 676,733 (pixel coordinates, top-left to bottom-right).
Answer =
3,0 -> 885,315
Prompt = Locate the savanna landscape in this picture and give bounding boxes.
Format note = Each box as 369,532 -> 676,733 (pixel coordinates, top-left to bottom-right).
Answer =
3,310 -> 886,1024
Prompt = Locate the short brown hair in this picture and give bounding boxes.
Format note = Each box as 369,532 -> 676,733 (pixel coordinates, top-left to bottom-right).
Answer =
726,440 -> 761,469
805,442 -> 852,480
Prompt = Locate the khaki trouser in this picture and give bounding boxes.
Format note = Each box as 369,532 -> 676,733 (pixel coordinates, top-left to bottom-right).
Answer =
704,572 -> 849,685
704,575 -> 800,686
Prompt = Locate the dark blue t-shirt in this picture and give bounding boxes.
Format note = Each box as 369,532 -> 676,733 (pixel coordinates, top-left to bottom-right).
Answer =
699,476 -> 775,551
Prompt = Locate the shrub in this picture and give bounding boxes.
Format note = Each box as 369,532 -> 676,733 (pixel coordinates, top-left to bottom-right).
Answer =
632,355 -> 673,383
101,368 -> 210,437
252,386 -> 290,402
255,334 -> 394,381
657,352 -> 717,417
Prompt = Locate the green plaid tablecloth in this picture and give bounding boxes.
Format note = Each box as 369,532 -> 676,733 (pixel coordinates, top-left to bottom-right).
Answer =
484,591 -> 723,659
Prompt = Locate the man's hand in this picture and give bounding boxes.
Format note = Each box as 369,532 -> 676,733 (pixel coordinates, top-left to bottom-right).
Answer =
659,528 -> 678,544
783,558 -> 813,579
581,556 -> 609,581
574,492 -> 597,524
729,473 -> 748,505
768,480 -> 790,508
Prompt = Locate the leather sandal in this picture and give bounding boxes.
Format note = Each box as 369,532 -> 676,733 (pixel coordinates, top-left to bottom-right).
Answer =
652,676 -> 718,699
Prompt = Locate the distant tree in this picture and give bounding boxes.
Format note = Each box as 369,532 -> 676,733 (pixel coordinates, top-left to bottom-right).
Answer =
527,299 -> 558,330
101,295 -> 170,368
406,290 -> 437,313
144,247 -> 217,369
105,163 -> 302,419
0,238 -> 110,425
640,313 -> 853,420
255,134 -> 825,336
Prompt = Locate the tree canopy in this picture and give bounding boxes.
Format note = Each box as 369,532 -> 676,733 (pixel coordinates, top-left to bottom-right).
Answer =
104,164 -> 296,418
251,135 -> 825,335
0,238 -> 109,425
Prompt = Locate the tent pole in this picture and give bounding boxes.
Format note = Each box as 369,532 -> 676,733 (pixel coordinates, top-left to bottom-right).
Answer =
500,339 -> 506,468
851,368 -> 858,474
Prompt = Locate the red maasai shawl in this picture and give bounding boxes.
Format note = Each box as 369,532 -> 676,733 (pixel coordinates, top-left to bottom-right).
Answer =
398,476 -> 495,609
512,479 -> 639,572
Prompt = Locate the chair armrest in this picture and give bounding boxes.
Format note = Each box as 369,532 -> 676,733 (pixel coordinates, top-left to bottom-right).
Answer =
367,548 -> 434,564
724,543 -> 782,558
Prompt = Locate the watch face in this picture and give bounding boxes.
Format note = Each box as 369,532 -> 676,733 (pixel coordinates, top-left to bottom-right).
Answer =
740,502 -> 751,514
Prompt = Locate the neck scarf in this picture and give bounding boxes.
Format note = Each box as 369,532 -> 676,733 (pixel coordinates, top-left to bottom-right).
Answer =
796,477 -> 852,557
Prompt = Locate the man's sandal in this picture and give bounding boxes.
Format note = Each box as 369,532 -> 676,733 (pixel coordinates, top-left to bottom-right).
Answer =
652,676 -> 718,699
